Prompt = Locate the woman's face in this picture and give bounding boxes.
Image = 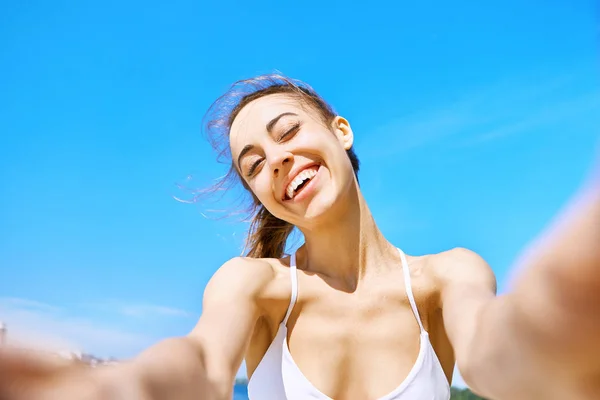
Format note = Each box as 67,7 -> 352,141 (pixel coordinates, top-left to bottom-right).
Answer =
229,94 -> 356,228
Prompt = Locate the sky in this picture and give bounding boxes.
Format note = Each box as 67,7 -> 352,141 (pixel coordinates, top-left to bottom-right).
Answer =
0,0 -> 598,386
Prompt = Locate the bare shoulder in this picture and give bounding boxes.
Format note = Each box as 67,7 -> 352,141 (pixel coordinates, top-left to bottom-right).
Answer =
429,247 -> 497,293
203,255 -> 294,309
203,257 -> 275,302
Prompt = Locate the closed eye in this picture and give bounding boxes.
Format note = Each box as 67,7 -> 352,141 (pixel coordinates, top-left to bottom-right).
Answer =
246,158 -> 264,177
277,122 -> 301,142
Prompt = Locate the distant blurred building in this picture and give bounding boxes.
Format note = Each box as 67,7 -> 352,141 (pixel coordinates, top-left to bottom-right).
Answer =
56,349 -> 118,367
0,322 -> 117,367
0,322 -> 6,345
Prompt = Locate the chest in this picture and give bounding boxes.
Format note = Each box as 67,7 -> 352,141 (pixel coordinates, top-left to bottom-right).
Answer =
248,268 -> 453,399
285,283 -> 438,398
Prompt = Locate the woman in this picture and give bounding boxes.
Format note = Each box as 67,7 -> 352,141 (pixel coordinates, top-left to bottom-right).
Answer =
1,75 -> 599,400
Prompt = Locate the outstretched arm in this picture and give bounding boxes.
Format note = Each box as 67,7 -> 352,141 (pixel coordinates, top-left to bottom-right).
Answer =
0,257 -> 274,400
124,257 -> 273,400
441,175 -> 600,399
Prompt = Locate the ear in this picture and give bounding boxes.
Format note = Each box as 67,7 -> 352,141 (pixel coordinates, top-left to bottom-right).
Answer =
332,116 -> 354,150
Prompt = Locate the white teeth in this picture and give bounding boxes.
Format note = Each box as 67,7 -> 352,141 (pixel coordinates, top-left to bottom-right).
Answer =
285,167 -> 318,199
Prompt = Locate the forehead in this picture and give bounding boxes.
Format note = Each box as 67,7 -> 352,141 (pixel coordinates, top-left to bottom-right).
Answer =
229,94 -> 307,153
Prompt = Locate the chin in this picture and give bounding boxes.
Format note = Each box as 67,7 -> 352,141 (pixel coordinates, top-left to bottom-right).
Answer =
284,171 -> 357,226
299,191 -> 350,225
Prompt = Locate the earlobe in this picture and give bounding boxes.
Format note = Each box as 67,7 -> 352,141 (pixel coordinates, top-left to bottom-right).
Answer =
334,116 -> 354,150
343,131 -> 354,150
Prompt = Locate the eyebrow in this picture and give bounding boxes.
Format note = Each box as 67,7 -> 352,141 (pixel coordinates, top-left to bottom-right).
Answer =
236,112 -> 299,168
237,144 -> 254,168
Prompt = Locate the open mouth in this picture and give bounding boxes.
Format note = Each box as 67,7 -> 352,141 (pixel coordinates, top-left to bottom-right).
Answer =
284,165 -> 320,200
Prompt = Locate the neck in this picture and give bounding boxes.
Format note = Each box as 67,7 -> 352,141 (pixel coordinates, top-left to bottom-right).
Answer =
297,184 -> 396,289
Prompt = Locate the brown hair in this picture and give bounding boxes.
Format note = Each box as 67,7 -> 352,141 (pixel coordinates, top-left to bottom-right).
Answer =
203,74 -> 360,259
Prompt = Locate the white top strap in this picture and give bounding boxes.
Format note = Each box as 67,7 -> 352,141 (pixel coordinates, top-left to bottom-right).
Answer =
283,252 -> 298,326
398,248 -> 425,333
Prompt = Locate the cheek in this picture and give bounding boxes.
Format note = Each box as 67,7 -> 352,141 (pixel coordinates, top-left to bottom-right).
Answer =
251,174 -> 277,204
309,131 -> 333,149
303,129 -> 345,159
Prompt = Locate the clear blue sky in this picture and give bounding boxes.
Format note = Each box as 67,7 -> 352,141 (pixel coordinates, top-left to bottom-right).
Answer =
0,0 -> 598,363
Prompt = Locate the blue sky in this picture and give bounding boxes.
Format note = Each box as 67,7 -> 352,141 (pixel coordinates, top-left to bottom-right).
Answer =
0,0 -> 598,381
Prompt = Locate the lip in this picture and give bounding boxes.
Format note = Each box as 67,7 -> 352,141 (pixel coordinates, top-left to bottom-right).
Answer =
281,162 -> 321,201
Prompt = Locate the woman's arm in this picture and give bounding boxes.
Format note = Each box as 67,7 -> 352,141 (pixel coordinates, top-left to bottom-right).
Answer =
440,178 -> 600,399
0,257 -> 275,400
124,257 -> 274,400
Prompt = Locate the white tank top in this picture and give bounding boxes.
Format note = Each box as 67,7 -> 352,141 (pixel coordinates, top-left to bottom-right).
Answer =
247,248 -> 451,400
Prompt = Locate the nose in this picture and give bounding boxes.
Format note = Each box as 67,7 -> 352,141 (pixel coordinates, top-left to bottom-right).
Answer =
270,150 -> 293,178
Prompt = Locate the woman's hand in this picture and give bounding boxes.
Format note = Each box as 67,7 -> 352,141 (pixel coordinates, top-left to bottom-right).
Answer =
0,346 -> 125,400
441,165 -> 600,399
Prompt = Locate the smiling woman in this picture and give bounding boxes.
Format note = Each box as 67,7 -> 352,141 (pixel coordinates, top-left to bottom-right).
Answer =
198,74 -> 455,400
1,74 -> 599,400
